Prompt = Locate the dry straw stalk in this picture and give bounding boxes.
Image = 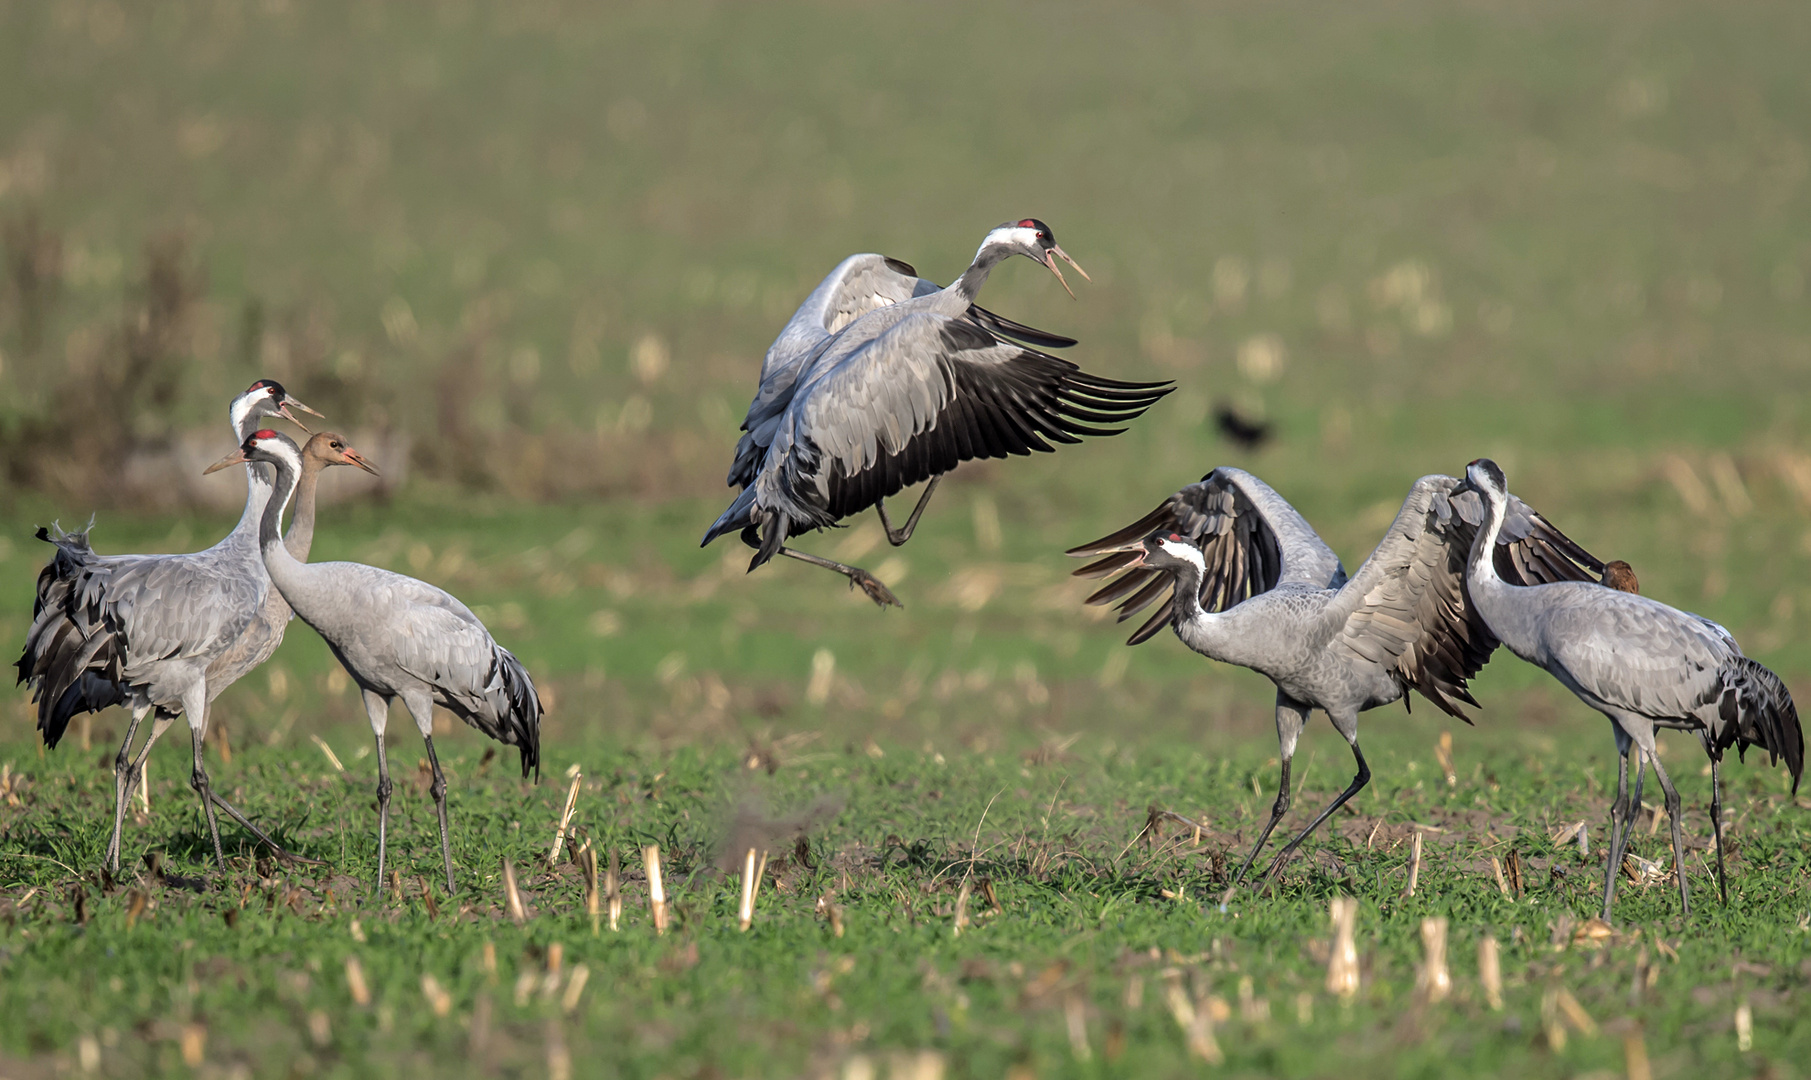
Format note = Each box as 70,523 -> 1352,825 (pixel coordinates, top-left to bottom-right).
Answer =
1417,917 -> 1451,1003
606,849 -> 621,932
1326,896 -> 1359,999
737,848 -> 762,931
344,955 -> 371,1007
645,845 -> 668,934
1401,830 -> 1423,897
548,772 -> 582,866
1478,936 -> 1503,1010
503,859 -> 527,924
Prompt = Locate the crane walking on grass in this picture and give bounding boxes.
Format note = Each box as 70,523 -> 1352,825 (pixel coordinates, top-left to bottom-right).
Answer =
17,380 -> 322,873
1461,458 -> 1802,920
209,428 -> 543,895
705,219 -> 1172,606
1069,467 -> 1603,888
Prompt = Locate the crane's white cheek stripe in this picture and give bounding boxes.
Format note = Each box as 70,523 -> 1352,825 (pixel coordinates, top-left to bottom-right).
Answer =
975,227 -> 1041,260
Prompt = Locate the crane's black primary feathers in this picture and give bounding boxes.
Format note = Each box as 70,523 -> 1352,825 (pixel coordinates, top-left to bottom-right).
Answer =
1712,656 -> 1803,791
477,644 -> 543,781
16,524 -> 129,748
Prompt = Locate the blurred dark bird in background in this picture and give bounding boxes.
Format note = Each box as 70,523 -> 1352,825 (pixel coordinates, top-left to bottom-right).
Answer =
1214,403 -> 1271,452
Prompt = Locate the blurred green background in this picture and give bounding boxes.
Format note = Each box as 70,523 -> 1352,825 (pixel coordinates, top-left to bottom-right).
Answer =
1,0 -> 1808,755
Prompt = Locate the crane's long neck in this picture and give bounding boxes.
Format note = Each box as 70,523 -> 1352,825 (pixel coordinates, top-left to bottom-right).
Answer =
227,404 -> 278,559
283,457 -> 328,561
947,243 -> 1013,305
258,453 -> 327,620
1464,487 -> 1537,657
1166,560 -> 1249,667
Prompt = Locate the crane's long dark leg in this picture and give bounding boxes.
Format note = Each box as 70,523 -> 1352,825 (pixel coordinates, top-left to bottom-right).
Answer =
185,697 -> 228,871
1603,722 -> 1644,920
775,547 -> 902,608
1234,694 -> 1311,885
1709,753 -> 1728,906
363,690 -> 394,893
1259,729 -> 1369,889
1644,740 -> 1690,917
114,711 -> 178,870
204,791 -> 321,866
876,476 -> 943,546
422,733 -> 456,897
169,703 -> 316,865
1602,742 -> 1633,921
108,704 -> 150,874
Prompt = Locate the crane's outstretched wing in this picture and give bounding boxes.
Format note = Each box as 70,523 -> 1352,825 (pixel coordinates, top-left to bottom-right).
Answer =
745,312 -> 1170,542
1067,468 -> 1348,644
727,255 -> 1081,490
1323,475 -> 1602,719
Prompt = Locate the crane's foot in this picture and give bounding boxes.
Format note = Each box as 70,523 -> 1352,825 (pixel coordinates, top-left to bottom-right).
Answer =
208,791 -> 327,867
848,569 -> 902,609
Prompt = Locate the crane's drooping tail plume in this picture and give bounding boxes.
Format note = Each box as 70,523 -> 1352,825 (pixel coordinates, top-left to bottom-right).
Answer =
482,644 -> 543,781
1714,656 -> 1803,790
15,524 -> 129,748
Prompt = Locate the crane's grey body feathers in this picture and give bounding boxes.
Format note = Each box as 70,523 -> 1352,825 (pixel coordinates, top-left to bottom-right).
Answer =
288,559 -> 542,766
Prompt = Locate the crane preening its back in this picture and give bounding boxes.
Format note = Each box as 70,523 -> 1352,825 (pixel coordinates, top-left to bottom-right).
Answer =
1463,458 -> 1802,921
1068,466 -> 1603,889
213,428 -> 544,895
705,220 -> 1173,607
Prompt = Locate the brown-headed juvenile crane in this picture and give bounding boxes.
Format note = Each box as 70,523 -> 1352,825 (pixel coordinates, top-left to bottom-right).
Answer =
1069,467 -> 1603,888
17,380 -> 321,873
1462,458 -> 1801,920
209,429 -> 542,895
704,220 -> 1172,606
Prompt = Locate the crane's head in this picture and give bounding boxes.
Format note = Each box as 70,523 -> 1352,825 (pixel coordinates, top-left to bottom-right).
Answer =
978,219 -> 1090,298
1464,458 -> 1508,500
204,428 -> 303,476
303,431 -> 381,476
1600,560 -> 1640,594
1132,531 -> 1206,576
234,379 -> 324,435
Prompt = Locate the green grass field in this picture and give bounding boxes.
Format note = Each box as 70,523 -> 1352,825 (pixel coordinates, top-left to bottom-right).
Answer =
3,1 -> 1811,1076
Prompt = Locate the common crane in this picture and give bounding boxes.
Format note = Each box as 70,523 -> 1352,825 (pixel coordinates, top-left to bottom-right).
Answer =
17,380 -> 321,872
1069,467 -> 1603,887
705,220 -> 1172,606
1462,458 -> 1801,919
211,429 -> 542,895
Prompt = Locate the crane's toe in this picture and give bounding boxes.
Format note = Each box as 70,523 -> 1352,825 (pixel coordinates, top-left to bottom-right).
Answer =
850,571 -> 903,609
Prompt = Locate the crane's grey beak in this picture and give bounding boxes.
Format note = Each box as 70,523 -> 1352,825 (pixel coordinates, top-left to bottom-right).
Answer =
1095,537 -> 1151,559
279,396 -> 324,434
203,448 -> 250,475
341,447 -> 381,476
1043,244 -> 1090,300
